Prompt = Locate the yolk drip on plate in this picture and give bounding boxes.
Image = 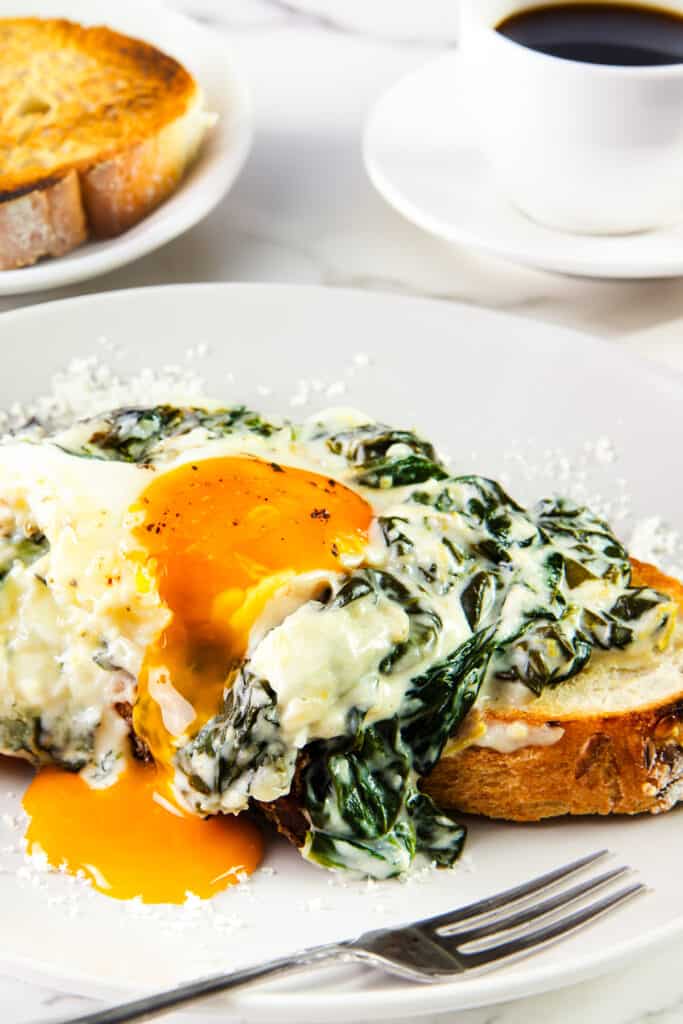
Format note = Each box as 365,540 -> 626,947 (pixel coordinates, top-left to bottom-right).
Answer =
23,456 -> 372,904
23,761 -> 263,902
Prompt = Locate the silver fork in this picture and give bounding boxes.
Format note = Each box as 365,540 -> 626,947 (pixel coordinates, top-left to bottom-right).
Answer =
52,850 -> 645,1024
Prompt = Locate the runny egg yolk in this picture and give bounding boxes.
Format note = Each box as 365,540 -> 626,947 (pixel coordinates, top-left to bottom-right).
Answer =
133,456 -> 373,767
23,456 -> 372,904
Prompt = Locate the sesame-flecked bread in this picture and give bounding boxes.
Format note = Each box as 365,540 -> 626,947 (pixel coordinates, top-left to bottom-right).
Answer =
422,560 -> 683,821
0,18 -> 212,269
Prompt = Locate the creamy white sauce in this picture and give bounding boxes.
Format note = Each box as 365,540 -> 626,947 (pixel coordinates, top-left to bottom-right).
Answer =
249,592 -> 411,748
473,720 -> 565,754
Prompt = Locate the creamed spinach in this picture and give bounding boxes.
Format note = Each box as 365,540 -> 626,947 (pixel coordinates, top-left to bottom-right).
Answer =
160,410 -> 674,877
9,405 -> 674,878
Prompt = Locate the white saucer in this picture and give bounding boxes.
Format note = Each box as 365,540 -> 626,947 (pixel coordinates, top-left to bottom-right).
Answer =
0,0 -> 252,296
364,53 -> 683,279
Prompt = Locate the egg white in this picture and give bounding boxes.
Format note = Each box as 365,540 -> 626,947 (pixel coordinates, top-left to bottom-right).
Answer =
0,407 -> 414,786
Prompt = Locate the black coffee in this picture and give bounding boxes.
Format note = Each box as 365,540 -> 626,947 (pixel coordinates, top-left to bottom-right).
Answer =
497,3 -> 683,66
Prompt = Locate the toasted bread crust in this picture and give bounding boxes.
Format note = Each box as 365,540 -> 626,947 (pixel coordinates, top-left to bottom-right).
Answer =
422,700 -> 683,820
0,170 -> 87,270
81,93 -> 206,238
258,753 -> 310,849
422,560 -> 683,821
0,18 -> 208,266
0,19 -> 198,196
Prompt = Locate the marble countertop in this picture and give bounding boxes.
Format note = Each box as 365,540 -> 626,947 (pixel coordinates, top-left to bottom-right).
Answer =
5,2 -> 683,1022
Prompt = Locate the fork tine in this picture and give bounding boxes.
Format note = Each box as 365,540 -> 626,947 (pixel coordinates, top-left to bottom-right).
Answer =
457,882 -> 646,969
415,849 -> 608,933
436,866 -> 629,945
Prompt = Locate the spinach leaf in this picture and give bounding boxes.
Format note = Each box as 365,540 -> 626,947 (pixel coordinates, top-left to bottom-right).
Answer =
0,710 -> 94,771
0,529 -> 49,584
304,718 -> 408,841
400,627 -> 495,774
59,405 -> 280,463
302,717 -> 466,877
305,819 -> 416,876
406,791 -> 466,867
175,669 -> 296,809
579,608 -> 632,650
460,571 -> 496,630
326,423 -> 448,489
536,497 -> 630,584
326,425 -> 439,466
611,588 -> 666,622
493,617 -> 592,694
356,456 -> 448,489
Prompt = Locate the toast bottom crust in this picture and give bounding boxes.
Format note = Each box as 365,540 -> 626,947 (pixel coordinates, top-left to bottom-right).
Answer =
423,701 -> 683,821
423,558 -> 683,822
0,171 -> 87,270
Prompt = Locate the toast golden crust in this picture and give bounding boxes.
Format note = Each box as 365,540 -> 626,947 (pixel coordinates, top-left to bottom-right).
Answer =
422,560 -> 683,821
0,19 -> 198,195
0,18 -> 209,266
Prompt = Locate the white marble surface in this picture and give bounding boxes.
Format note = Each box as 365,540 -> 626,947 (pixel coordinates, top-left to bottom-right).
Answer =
5,2 -> 683,1022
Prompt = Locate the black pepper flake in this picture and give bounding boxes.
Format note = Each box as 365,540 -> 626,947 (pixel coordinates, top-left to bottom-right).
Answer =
270,463 -> 284,473
232,520 -> 239,527
331,543 -> 339,557
328,479 -> 337,487
191,465 -> 199,471
310,508 -> 330,521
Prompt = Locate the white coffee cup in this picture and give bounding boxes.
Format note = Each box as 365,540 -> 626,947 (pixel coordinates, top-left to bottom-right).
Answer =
460,0 -> 683,235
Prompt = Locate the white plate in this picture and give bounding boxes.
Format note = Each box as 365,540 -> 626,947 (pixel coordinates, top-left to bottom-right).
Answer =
0,0 -> 251,296
364,53 -> 683,280
1,284 -> 682,1021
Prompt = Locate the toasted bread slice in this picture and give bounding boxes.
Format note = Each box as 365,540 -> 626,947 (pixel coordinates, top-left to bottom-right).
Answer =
263,559 -> 683,849
0,18 -> 211,269
423,559 -> 683,821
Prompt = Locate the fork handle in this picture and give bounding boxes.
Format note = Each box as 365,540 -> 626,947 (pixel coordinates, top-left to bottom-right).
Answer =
51,943 -> 347,1024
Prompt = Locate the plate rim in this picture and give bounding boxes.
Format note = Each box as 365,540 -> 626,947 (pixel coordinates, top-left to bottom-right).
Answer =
0,282 -> 682,1019
363,52 -> 683,281
0,0 -> 253,297
2,278 -> 681,389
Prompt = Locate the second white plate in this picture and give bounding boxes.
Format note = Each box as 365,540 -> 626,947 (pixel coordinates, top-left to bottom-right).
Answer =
364,53 -> 683,279
0,0 -> 252,296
